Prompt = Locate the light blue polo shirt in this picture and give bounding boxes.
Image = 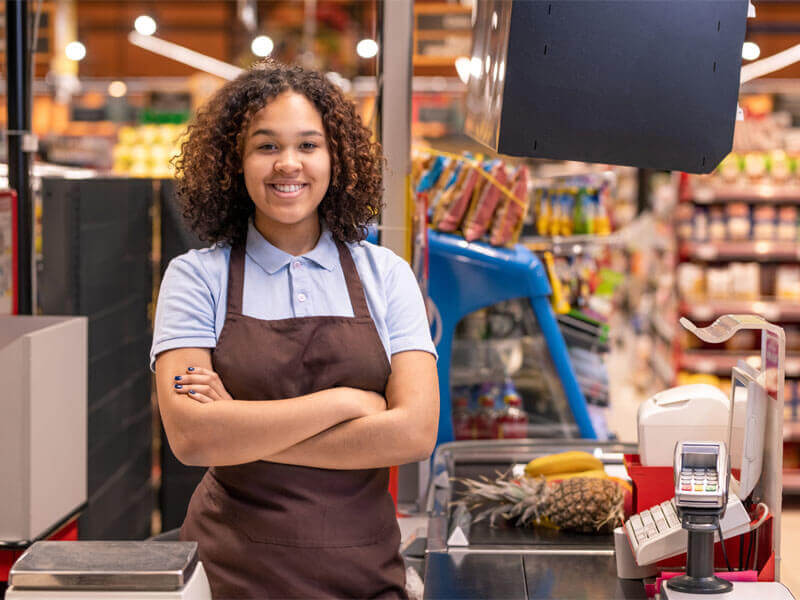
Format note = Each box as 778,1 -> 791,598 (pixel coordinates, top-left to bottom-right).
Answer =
150,221 -> 437,371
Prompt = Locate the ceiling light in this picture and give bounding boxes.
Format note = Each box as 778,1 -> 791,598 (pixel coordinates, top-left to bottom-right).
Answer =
135,15 -> 157,36
742,41 -> 761,61
65,41 -> 86,61
356,39 -> 378,59
455,56 -> 471,84
251,35 -> 274,57
108,81 -> 127,98
470,56 -> 482,78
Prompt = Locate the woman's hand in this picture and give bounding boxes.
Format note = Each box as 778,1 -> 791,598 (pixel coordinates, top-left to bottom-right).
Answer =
346,388 -> 387,418
173,367 -> 234,404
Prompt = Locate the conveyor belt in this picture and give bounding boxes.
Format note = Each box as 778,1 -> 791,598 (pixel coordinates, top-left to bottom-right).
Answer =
424,552 -> 648,599
424,440 -> 648,599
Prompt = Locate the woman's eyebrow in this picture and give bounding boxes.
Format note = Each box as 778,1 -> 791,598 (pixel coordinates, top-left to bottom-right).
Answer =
250,128 -> 324,138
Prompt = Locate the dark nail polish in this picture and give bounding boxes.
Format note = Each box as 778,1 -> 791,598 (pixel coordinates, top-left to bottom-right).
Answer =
188,367 -> 195,371
174,384 -> 183,389
189,390 -> 195,394
174,376 -> 182,381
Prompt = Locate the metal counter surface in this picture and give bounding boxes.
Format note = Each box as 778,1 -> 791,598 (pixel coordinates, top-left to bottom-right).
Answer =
423,440 -> 646,599
424,552 -> 648,600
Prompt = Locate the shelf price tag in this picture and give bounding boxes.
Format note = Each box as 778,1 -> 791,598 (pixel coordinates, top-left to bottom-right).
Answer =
696,360 -> 716,373
694,187 -> 714,203
696,244 -> 717,260
691,304 -> 715,321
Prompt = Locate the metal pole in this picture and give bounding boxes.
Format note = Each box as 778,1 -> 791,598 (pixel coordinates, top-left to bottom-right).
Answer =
6,0 -> 33,315
377,0 -> 412,258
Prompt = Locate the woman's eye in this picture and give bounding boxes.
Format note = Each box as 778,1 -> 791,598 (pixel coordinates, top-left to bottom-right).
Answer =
300,142 -> 317,151
259,143 -> 277,151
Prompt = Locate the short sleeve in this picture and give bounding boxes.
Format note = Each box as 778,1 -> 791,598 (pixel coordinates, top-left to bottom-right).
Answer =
384,259 -> 437,360
150,254 -> 218,371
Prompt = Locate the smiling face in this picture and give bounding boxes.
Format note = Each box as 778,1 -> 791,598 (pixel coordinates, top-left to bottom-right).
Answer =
241,91 -> 332,240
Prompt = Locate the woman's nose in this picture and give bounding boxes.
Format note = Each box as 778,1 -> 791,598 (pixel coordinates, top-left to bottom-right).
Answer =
274,151 -> 302,173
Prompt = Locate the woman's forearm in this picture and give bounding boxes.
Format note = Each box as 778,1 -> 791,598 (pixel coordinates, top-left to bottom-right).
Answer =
171,388 -> 371,466
263,407 -> 435,469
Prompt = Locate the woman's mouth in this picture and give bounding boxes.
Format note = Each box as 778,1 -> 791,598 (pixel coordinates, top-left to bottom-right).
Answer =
269,183 -> 307,198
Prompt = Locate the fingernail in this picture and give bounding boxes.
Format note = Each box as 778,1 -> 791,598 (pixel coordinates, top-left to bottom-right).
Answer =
187,367 -> 195,372
174,376 -> 182,381
174,384 -> 183,389
189,390 -> 196,394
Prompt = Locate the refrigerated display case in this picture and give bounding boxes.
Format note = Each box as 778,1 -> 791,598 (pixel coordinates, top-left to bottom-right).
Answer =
427,230 -> 598,446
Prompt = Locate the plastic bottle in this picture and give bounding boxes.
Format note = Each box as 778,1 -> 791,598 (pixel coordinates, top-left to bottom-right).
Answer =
560,193 -> 574,236
573,187 -> 590,235
452,388 -> 474,441
537,191 -> 551,236
473,384 -> 498,439
593,190 -> 611,235
549,191 -> 563,236
495,380 -> 528,439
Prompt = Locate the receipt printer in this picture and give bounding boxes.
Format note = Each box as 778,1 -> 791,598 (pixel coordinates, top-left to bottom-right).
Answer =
638,384 -> 733,467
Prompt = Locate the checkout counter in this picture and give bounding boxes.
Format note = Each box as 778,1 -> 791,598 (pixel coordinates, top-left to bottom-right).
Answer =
418,315 -> 794,599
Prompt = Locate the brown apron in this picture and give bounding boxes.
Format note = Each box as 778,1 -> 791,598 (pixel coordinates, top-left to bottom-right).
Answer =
180,241 -> 407,599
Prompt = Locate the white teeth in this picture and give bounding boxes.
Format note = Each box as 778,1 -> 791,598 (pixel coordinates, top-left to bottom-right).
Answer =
273,184 -> 304,193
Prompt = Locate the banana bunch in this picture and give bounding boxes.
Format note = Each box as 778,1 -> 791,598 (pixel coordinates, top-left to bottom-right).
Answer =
524,450 -> 605,481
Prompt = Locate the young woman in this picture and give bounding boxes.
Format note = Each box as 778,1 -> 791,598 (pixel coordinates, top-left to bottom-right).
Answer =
150,60 -> 439,599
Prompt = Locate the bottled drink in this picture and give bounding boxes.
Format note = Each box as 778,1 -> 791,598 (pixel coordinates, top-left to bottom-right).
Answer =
473,386 -> 498,440
496,383 -> 528,439
452,389 -> 474,441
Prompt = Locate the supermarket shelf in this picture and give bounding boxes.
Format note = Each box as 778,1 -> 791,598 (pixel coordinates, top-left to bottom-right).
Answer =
678,350 -> 800,377
785,421 -> 800,442
650,313 -> 675,342
680,299 -> 800,323
522,213 -> 656,256
522,233 -> 621,255
691,182 -> 800,204
650,351 -> 675,385
679,241 -> 800,261
784,468 -> 800,494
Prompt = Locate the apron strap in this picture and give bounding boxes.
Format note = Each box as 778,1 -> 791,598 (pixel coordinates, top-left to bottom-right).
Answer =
335,240 -> 371,319
226,245 -> 246,315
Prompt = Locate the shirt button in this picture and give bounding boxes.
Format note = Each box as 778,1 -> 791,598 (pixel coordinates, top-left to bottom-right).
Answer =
293,261 -> 302,269
297,293 -> 307,303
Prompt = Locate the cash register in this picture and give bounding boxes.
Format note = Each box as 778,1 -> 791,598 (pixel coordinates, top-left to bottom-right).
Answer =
617,315 -> 794,598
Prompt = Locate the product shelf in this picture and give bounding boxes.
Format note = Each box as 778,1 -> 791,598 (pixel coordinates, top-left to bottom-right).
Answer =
680,299 -> 800,323
690,182 -> 800,204
783,468 -> 800,494
679,241 -> 800,262
649,313 -> 676,342
649,351 -> 675,385
785,421 -> 800,442
678,349 -> 800,377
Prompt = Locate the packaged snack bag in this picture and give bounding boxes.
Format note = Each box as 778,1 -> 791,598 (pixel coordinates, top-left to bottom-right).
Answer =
428,159 -> 460,215
436,164 -> 482,232
462,162 -> 508,241
489,165 -> 530,246
417,155 -> 447,193
432,162 -> 468,228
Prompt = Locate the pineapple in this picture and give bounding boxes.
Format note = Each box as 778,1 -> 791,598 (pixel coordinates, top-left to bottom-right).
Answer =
455,473 -> 624,533
545,477 -> 624,533
455,471 -> 548,527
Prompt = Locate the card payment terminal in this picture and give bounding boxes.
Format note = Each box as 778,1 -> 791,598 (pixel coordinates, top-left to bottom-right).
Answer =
674,442 -> 728,511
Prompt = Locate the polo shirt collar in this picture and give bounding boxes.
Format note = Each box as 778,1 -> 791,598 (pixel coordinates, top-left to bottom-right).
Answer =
246,221 -> 339,274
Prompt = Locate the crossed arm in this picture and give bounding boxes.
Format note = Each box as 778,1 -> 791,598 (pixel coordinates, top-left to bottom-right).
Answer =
154,346 -> 439,469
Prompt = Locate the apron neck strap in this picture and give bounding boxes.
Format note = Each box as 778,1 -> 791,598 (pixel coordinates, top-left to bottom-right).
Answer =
227,240 -> 370,319
226,245 -> 246,314
335,240 -> 370,319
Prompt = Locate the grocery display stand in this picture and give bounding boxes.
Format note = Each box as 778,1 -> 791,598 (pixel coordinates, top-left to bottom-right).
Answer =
672,175 -> 800,493
427,229 -> 597,446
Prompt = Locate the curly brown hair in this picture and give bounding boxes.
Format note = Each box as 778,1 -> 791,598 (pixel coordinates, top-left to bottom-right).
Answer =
173,60 -> 384,245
